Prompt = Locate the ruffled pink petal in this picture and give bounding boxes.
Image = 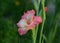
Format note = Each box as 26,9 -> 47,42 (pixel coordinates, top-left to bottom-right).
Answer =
27,9 -> 35,15
33,16 -> 42,25
18,28 -> 29,35
22,10 -> 35,19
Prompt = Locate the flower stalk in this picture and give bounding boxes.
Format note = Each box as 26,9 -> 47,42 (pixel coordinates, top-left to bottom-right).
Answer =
39,0 -> 46,43
32,28 -> 36,43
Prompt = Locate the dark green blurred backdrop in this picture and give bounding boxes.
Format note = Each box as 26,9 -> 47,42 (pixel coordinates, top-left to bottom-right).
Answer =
0,0 -> 60,43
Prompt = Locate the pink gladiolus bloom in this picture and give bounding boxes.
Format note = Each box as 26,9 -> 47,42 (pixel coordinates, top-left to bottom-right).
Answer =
17,10 -> 42,35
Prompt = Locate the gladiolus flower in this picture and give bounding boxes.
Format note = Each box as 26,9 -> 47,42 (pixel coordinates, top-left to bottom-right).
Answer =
17,10 -> 42,35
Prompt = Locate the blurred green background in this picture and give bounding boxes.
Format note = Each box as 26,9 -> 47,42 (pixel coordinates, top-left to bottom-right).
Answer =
0,0 -> 60,43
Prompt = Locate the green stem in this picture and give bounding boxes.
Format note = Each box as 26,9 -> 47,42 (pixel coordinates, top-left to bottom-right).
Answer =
32,26 -> 38,43
43,34 -> 47,43
33,0 -> 44,43
34,2 -> 39,43
32,29 -> 36,43
39,0 -> 46,43
34,25 -> 38,43
38,0 -> 41,5
39,19 -> 45,43
33,0 -> 38,11
34,4 -> 39,43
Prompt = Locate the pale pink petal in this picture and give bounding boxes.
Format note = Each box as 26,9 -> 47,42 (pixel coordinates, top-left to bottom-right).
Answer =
17,19 -> 27,28
18,28 -> 29,35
